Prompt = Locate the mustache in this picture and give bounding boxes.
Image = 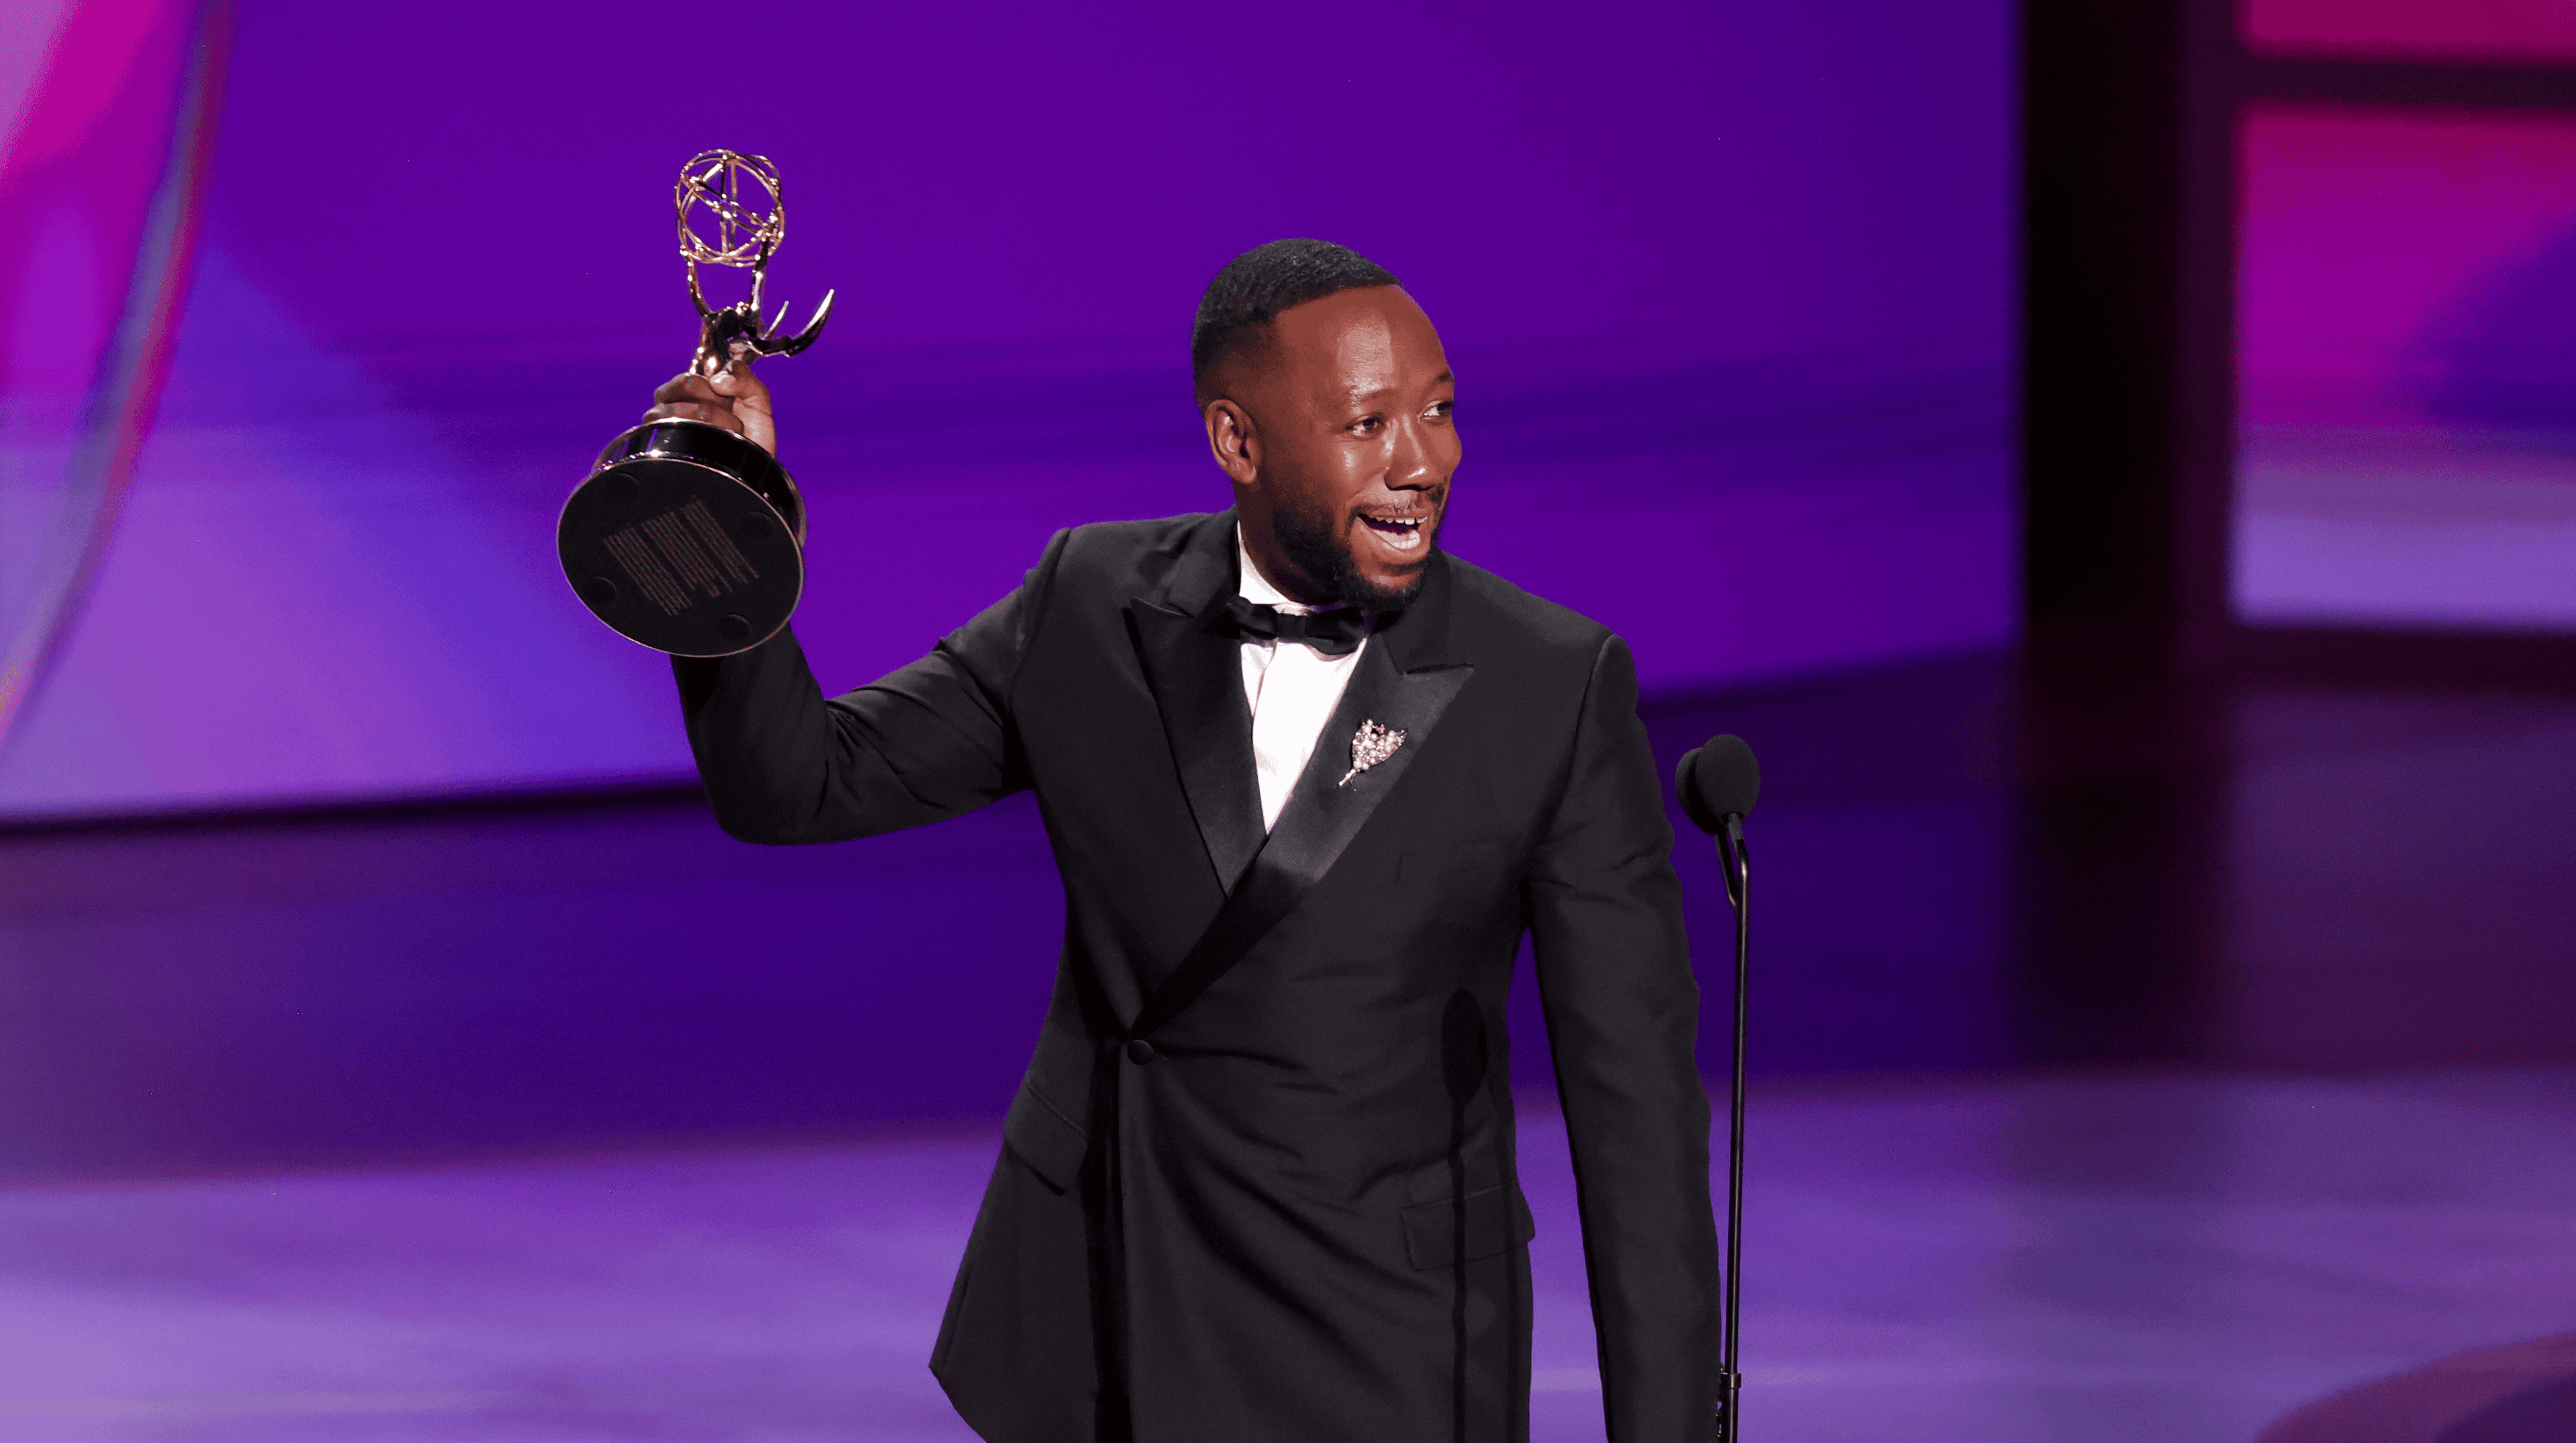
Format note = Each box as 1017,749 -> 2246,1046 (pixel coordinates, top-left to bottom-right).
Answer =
1353,490 -> 1446,517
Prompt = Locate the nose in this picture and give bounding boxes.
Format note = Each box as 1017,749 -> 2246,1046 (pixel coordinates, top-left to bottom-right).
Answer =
1388,414 -> 1440,492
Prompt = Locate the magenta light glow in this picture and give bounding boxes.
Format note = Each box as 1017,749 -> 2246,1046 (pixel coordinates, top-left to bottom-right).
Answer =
2245,0 -> 2576,61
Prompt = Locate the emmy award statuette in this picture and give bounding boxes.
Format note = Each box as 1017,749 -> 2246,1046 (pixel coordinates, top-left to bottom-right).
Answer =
557,150 -> 835,656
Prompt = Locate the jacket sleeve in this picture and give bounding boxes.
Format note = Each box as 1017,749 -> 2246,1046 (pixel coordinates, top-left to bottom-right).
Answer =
669,529 -> 1069,845
1523,633 -> 1722,1442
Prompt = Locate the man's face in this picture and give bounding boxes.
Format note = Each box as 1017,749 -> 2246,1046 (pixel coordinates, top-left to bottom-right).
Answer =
1209,286 -> 1458,610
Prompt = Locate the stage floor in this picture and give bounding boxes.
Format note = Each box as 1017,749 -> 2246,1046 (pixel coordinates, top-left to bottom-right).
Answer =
5,1067 -> 2571,1442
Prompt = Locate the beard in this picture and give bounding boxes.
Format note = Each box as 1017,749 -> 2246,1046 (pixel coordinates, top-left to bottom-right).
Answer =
1269,497 -> 1440,612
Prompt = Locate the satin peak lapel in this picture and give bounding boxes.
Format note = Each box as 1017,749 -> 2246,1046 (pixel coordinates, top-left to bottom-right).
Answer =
1128,595 -> 1263,895
1256,638 -> 1472,904
1129,638 -> 1473,1040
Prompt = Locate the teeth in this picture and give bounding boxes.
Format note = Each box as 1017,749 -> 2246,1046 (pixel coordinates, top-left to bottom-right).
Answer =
1360,513 -> 1428,550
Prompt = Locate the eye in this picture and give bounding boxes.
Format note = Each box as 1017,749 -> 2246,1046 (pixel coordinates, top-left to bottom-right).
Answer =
1428,400 -> 1454,420
1348,415 -> 1385,435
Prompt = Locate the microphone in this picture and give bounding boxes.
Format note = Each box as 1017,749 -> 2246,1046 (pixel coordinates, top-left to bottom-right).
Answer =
1675,733 -> 1758,1442
1676,734 -> 1761,890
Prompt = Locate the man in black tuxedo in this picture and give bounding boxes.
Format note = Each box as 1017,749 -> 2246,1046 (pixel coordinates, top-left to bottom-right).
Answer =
647,239 -> 1721,1442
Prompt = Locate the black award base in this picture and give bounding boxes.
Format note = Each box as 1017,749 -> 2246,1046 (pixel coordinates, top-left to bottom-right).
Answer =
557,419 -> 806,657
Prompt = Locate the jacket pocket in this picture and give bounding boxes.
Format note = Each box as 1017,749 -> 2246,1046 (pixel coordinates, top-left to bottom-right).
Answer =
1001,1081 -> 1088,1195
1396,841 -> 1510,884
1401,1185 -> 1534,1270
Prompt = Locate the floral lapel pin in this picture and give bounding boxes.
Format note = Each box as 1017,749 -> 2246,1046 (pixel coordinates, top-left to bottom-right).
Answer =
1339,718 -> 1406,787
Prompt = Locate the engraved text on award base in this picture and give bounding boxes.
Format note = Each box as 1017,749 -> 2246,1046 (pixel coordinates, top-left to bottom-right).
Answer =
599,498 -> 761,618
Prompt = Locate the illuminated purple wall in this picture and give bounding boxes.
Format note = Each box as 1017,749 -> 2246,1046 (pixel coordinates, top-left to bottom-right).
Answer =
0,0 -> 2014,817
0,0 -> 207,780
2236,106 -> 2576,631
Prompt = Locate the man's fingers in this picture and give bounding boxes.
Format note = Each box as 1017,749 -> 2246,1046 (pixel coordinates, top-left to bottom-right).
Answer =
642,400 -> 745,433
704,358 -> 777,454
703,358 -> 763,399
641,365 -> 772,452
651,372 -> 725,407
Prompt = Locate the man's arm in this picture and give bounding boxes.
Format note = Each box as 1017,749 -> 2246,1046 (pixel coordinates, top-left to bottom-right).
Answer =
639,358 -> 1060,845
672,528 -> 1067,845
1524,633 -> 1723,1442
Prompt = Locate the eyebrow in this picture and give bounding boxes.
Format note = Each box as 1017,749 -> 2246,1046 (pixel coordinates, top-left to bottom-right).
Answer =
1347,369 -> 1456,401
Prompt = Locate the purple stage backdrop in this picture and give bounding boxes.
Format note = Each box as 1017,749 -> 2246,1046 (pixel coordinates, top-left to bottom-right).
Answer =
0,0 -> 2014,817
0,0 -> 211,796
2237,105 -> 2576,631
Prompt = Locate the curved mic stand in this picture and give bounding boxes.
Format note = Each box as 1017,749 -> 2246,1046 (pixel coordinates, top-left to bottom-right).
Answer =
1677,735 -> 1760,1442
1714,810 -> 1750,1443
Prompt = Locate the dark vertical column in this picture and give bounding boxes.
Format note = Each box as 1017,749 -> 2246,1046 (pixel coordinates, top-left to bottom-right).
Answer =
2023,0 -> 2235,669
2013,0 -> 2239,1065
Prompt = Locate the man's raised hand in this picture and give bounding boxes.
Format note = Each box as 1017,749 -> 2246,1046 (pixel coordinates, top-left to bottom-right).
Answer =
644,360 -> 777,456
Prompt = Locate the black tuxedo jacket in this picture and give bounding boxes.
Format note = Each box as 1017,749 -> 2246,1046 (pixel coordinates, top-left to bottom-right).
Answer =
675,510 -> 1720,1442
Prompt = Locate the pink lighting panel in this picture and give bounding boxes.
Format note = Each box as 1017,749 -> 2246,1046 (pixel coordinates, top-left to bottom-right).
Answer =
2244,1 -> 2576,62
2235,104 -> 2576,631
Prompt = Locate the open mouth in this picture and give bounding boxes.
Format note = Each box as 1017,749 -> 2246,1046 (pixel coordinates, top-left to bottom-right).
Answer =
1358,512 -> 1433,554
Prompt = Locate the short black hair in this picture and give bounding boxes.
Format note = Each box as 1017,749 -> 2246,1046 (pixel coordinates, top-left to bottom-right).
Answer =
1191,238 -> 1399,392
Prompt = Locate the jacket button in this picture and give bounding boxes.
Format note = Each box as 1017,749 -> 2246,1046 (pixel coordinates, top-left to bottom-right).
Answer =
1125,1039 -> 1157,1065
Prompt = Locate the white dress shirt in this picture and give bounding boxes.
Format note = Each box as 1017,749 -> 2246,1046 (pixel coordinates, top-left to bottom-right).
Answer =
1236,527 -> 1368,832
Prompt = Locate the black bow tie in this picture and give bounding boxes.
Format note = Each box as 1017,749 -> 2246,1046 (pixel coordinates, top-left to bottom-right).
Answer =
1218,596 -> 1372,657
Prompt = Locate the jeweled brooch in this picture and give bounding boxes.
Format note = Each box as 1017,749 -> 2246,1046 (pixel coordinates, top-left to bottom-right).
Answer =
1339,718 -> 1406,786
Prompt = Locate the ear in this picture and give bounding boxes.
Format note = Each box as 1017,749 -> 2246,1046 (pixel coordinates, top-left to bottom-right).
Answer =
1203,397 -> 1260,486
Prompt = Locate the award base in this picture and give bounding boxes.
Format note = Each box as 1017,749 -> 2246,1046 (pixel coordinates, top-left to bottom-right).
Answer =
557,420 -> 805,657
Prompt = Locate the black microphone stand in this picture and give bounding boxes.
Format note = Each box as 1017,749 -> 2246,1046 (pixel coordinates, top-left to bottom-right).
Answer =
1714,812 -> 1750,1443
